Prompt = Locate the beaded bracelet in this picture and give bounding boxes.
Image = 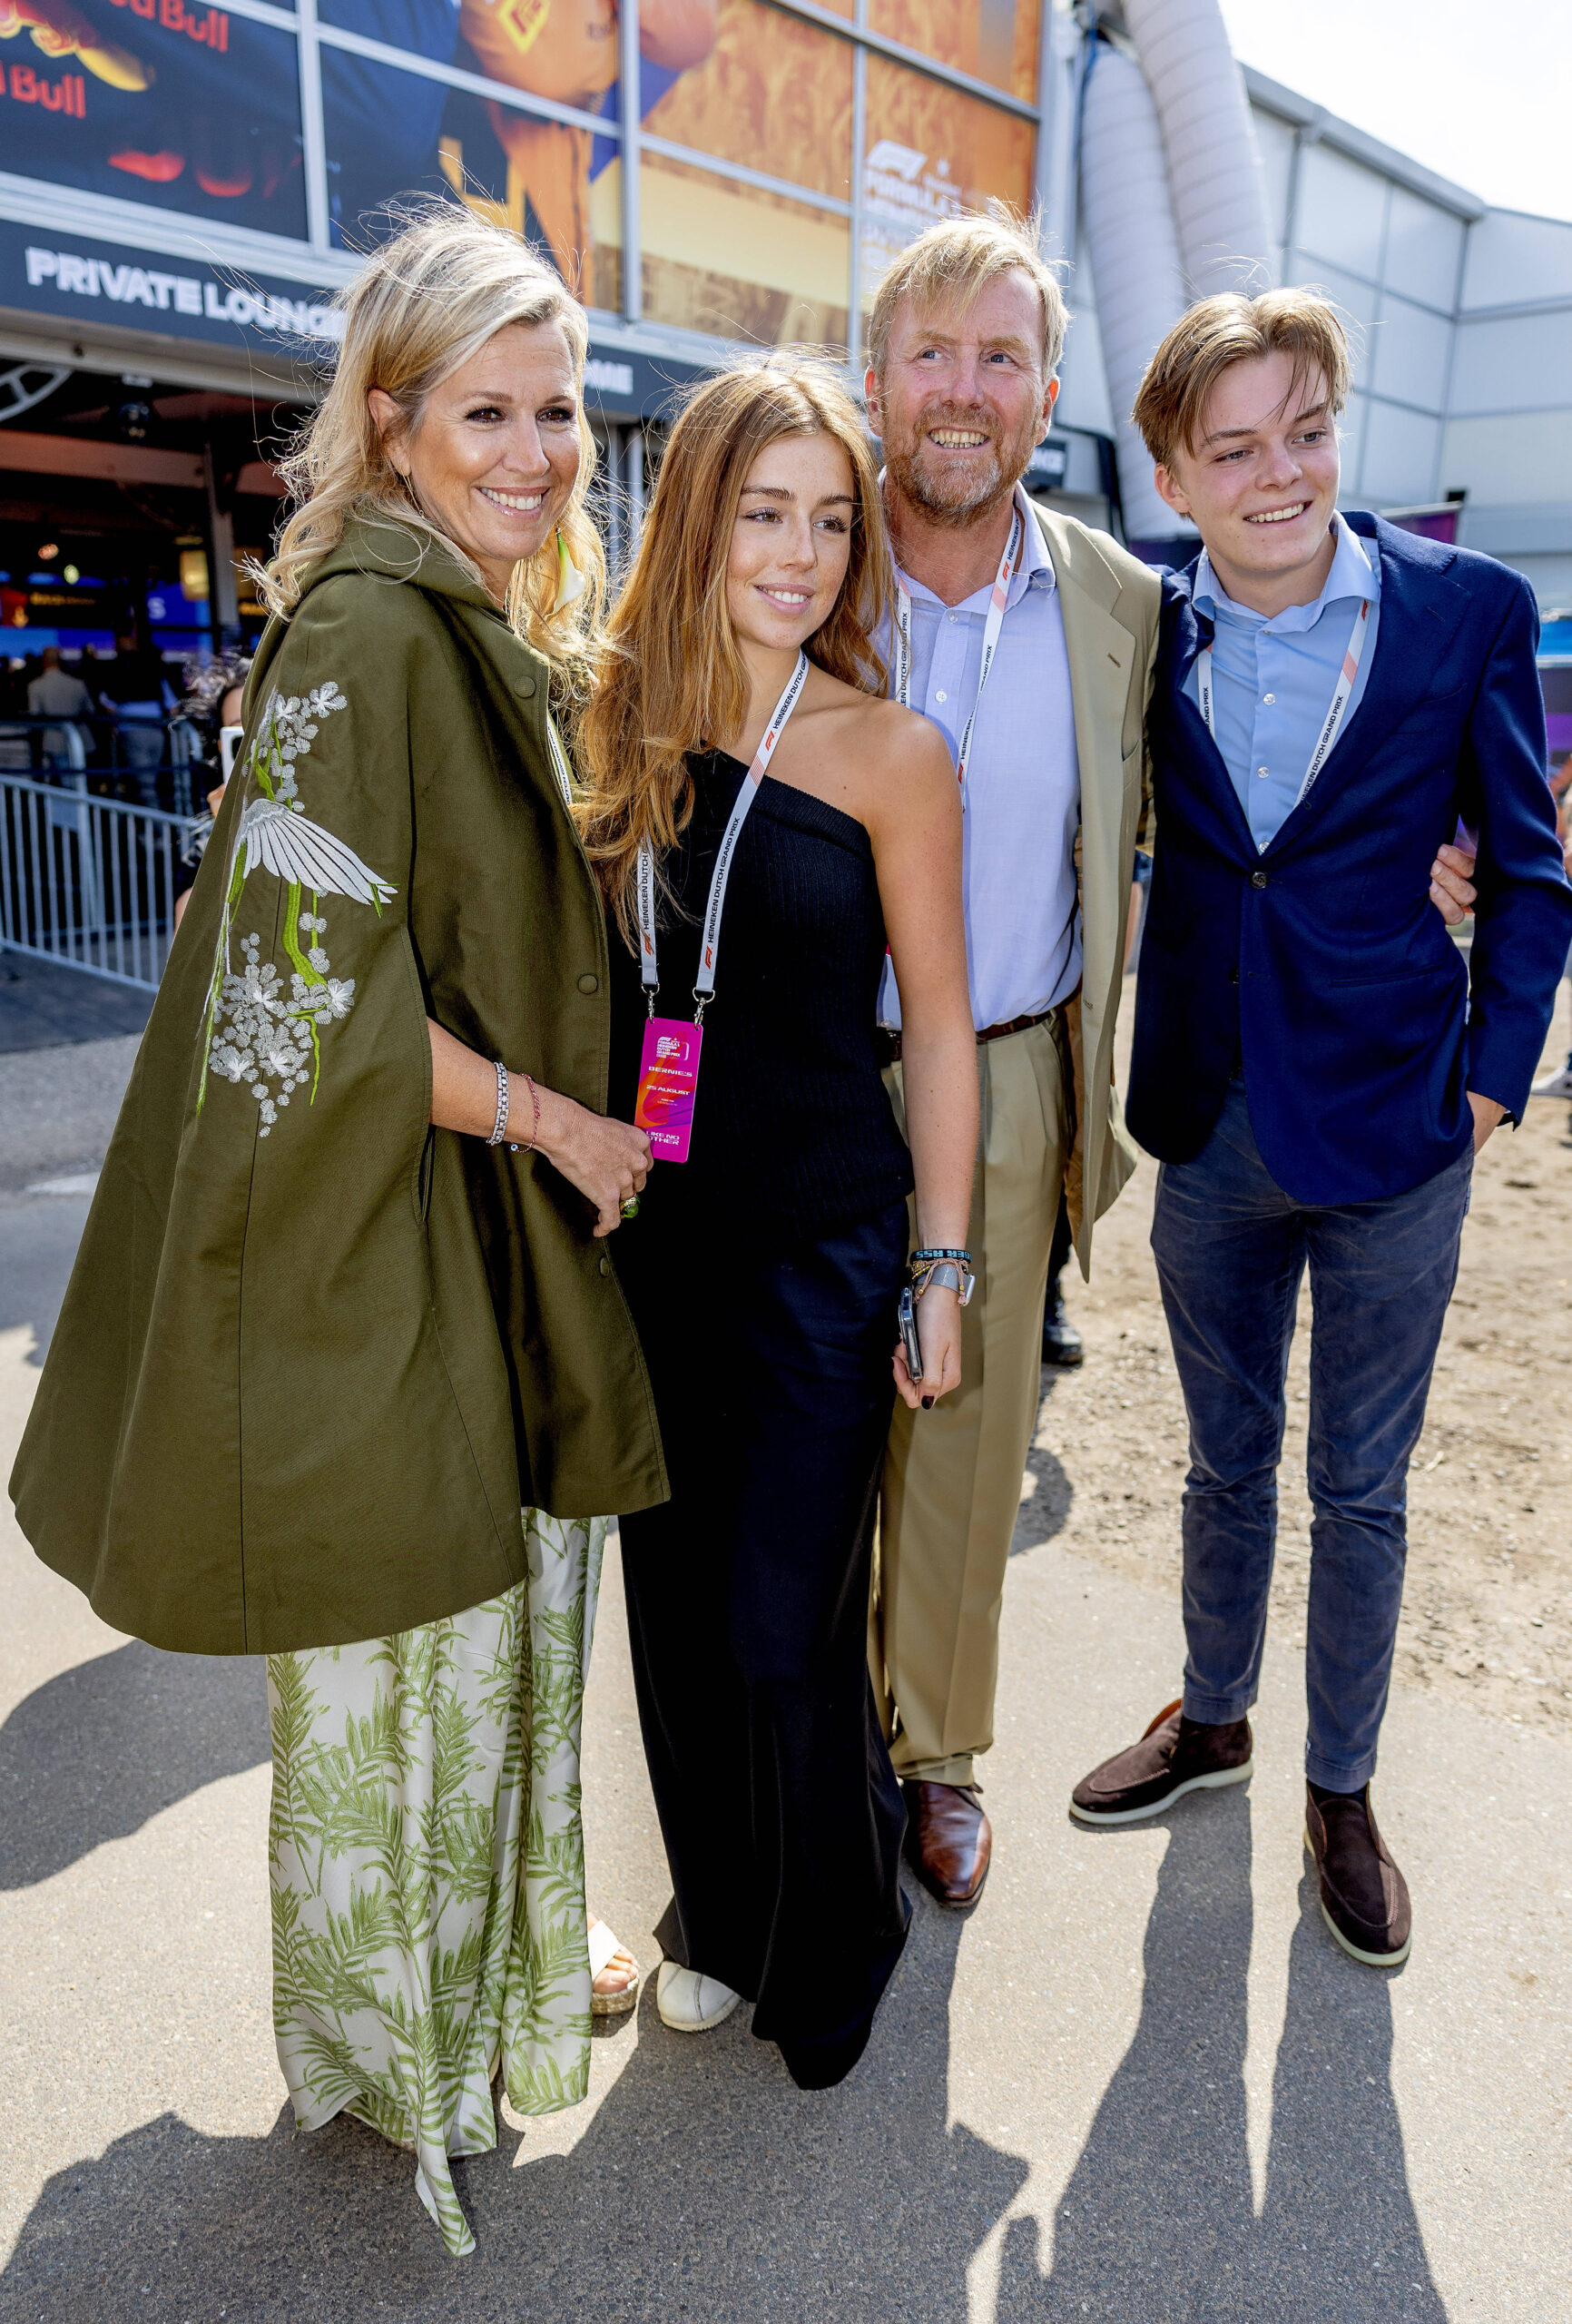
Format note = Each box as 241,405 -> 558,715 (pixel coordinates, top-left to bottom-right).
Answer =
516,1072 -> 540,1153
910,1246 -> 971,1269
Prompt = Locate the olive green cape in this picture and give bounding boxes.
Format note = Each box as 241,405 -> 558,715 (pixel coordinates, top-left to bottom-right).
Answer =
9,517 -> 666,1654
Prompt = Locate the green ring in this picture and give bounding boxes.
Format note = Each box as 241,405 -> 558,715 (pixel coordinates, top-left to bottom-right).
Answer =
620,1195 -> 642,1220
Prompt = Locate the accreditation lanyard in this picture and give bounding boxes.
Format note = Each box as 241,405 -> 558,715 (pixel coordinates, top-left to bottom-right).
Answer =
545,714 -> 574,805
631,651 -> 809,1162
1196,596 -> 1371,831
892,495 -> 1024,803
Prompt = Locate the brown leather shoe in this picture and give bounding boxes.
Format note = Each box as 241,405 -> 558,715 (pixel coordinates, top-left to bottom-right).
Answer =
903,1781 -> 991,1907
1304,1783 -> 1412,1966
1069,1699 -> 1253,1826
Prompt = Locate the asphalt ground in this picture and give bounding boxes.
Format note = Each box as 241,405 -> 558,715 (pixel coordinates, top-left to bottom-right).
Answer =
1,1031 -> 1568,2323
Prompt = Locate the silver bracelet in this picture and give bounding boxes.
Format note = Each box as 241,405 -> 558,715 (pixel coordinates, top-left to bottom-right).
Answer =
487,1059 -> 510,1147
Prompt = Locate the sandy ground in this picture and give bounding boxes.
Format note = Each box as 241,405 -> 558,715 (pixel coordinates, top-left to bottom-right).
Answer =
1017,991 -> 1572,1747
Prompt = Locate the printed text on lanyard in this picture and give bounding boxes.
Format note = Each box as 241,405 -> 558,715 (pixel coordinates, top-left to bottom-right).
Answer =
632,651 -> 809,1162
1196,597 -> 1371,851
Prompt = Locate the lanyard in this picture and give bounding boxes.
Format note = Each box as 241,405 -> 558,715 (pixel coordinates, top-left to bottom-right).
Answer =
1197,596 -> 1371,831
893,493 -> 1025,801
545,714 -> 573,804
636,650 -> 809,1019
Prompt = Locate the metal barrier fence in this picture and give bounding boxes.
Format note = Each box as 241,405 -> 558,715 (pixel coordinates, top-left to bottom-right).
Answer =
0,769 -> 202,990
0,712 -> 209,817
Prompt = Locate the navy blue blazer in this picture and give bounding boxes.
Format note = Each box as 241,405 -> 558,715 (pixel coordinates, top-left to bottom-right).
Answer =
1128,512 -> 1572,1204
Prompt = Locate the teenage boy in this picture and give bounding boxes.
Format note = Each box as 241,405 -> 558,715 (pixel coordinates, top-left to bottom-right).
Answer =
864,214 -> 1163,1906
1069,290 -> 1572,1965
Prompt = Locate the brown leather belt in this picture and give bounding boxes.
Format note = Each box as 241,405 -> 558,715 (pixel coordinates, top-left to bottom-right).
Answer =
879,1007 -> 1054,1066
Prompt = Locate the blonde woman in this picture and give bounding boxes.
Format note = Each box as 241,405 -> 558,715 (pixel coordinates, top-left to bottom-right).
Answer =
575,361 -> 978,2090
11,209 -> 665,2253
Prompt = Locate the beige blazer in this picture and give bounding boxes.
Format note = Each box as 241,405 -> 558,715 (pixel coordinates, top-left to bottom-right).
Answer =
1031,505 -> 1162,1276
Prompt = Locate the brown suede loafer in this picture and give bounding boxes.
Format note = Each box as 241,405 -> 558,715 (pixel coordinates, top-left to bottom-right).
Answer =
1069,1699 -> 1253,1826
1304,1783 -> 1412,1966
903,1780 -> 992,1907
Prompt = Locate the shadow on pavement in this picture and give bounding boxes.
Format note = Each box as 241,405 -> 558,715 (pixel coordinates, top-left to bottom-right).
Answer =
2,1891 -> 1030,2322
0,1641 -> 270,1889
0,951 -> 152,1053
993,1794 -> 1445,2321
1012,1370 -> 1074,1557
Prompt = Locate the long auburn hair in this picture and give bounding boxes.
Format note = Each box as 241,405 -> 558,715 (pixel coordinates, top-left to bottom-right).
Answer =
575,357 -> 893,945
252,204 -> 604,686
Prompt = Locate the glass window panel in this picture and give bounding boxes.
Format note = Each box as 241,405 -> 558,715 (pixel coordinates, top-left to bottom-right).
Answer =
1359,400 -> 1441,507
639,0 -> 852,201
321,46 -> 622,304
319,0 -> 465,58
1249,105 -> 1296,257
1462,211 -> 1572,310
870,0 -> 1040,104
635,155 -> 850,346
1449,310 -> 1572,417
1295,145 -> 1387,281
1382,187 -> 1463,314
860,56 -> 1034,316
0,0 -> 307,241
1283,253 -> 1376,387
1369,294 -> 1452,416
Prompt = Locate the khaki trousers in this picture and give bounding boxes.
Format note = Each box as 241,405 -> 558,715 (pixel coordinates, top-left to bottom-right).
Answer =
872,1015 -> 1072,1787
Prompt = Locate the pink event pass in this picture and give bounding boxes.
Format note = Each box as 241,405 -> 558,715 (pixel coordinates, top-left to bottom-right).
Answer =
635,1016 -> 702,1162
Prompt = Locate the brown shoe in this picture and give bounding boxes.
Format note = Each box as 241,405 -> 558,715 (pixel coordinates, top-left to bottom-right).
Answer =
1304,1783 -> 1411,1966
1069,1699 -> 1253,1826
903,1781 -> 991,1907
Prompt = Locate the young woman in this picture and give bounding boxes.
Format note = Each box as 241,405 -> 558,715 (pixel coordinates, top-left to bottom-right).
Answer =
13,210 -> 663,2254
576,361 -> 978,2090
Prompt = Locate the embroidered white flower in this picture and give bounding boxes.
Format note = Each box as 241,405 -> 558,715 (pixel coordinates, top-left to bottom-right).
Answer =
200,680 -> 398,1137
241,956 -> 285,1016
305,977 -> 356,1022
256,1019 -> 312,1083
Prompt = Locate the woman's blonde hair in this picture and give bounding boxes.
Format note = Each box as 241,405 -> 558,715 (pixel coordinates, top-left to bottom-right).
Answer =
575,355 -> 892,945
255,204 -> 604,679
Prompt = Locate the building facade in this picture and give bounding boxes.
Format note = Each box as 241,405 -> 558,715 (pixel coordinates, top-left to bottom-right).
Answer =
0,0 -> 1567,677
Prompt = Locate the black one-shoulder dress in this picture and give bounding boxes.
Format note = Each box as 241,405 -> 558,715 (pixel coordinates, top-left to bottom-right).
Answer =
611,750 -> 915,2090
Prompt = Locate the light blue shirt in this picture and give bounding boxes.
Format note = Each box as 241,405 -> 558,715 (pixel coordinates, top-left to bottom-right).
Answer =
1184,513 -> 1381,853
879,489 -> 1082,1029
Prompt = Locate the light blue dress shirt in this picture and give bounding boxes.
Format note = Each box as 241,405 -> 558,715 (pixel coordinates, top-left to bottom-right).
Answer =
1183,513 -> 1381,854
878,489 -> 1082,1030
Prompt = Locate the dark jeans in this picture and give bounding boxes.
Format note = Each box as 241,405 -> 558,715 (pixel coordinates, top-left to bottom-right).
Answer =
1151,1079 -> 1472,1790
617,1199 -> 910,2090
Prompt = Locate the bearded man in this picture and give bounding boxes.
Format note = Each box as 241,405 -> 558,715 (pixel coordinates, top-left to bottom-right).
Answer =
865,212 -> 1163,1906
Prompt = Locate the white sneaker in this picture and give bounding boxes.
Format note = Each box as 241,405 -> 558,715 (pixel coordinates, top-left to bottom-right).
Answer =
655,1959 -> 741,2034
1530,1063 -> 1572,1098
